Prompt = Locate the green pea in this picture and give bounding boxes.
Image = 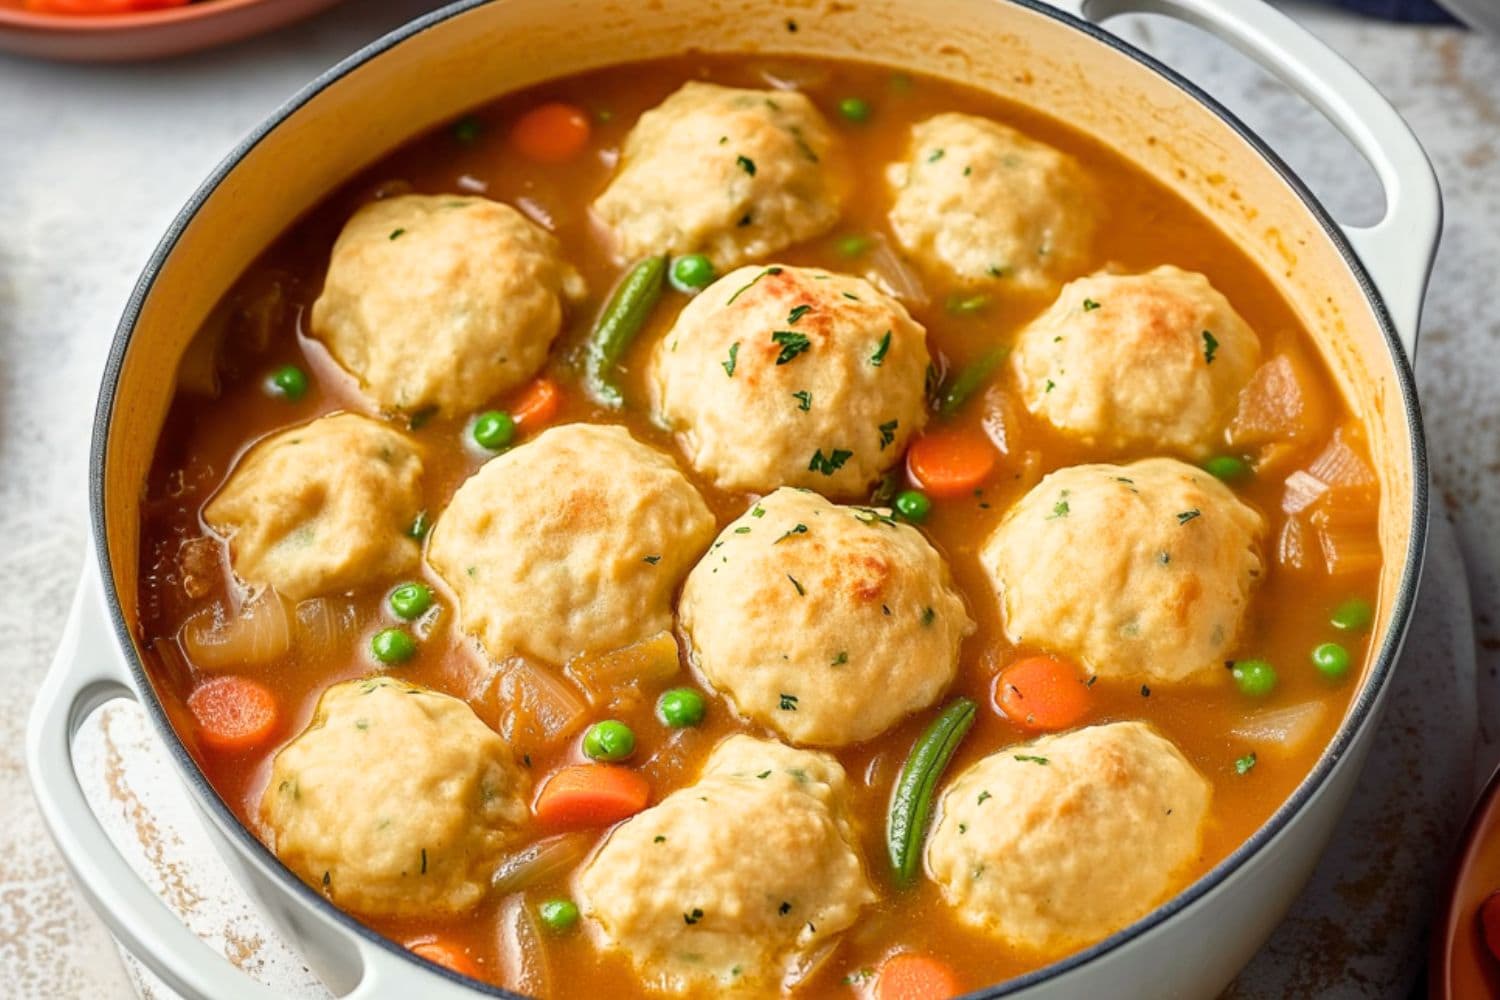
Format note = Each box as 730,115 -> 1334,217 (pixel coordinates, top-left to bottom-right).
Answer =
389,582 -> 432,620
1204,455 -> 1251,483
834,233 -> 872,258
894,489 -> 932,523
582,720 -> 635,761
267,364 -> 309,401
670,254 -> 716,292
1331,597 -> 1373,632
1312,642 -> 1350,680
1231,659 -> 1277,698
657,688 -> 706,728
471,410 -> 516,450
838,97 -> 872,123
538,898 -> 579,932
371,627 -> 416,665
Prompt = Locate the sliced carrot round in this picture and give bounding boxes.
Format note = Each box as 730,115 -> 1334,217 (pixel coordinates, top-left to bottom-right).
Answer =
906,427 -> 996,498
511,102 -> 592,163
187,676 -> 280,753
877,953 -> 962,1000
509,376 -> 562,428
994,655 -> 1092,732
534,764 -> 650,830
410,939 -> 482,980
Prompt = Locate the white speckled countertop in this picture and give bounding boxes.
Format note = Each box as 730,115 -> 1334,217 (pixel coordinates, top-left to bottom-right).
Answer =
1,2 -> 1496,997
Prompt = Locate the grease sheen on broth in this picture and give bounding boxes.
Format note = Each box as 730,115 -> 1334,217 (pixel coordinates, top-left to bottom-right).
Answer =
137,55 -> 1382,996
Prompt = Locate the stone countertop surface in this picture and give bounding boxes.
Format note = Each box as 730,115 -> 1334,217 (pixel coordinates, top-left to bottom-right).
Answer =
0,2 -> 1496,997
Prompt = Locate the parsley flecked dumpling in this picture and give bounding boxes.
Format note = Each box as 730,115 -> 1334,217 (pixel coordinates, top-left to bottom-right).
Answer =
427,423 -> 715,666
649,263 -> 930,496
1010,266 -> 1261,456
203,412 -> 424,601
261,677 -> 530,919
679,487 -> 974,746
575,735 -> 875,992
309,194 -> 586,418
927,721 -> 1210,952
886,112 -> 1096,294
981,458 -> 1265,684
593,82 -> 846,269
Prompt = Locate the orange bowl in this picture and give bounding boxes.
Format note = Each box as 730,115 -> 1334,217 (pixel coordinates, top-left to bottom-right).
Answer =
0,0 -> 349,62
1432,766 -> 1500,997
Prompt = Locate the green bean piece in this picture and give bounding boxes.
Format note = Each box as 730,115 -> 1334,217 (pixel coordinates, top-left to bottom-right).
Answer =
887,697 -> 977,887
937,348 -> 1006,417
585,255 -> 668,408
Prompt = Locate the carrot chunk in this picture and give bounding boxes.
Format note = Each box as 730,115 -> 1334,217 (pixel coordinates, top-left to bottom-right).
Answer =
534,764 -> 650,829
509,377 -> 563,429
410,938 -> 482,980
876,953 -> 962,1000
511,102 -> 592,163
906,427 -> 996,498
994,655 -> 1092,732
186,676 -> 280,753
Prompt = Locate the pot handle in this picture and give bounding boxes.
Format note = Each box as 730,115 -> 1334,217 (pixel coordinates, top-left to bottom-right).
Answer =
26,566 -> 480,1000
1047,0 -> 1440,359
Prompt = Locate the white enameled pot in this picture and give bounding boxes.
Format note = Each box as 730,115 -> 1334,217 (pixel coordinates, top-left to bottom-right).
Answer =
27,1 -> 1437,997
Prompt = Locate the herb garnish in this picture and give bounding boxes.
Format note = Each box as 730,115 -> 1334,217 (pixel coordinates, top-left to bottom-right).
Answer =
775,523 -> 808,543
792,390 -> 812,411
736,154 -> 757,176
1083,297 -> 1101,311
389,228 -> 406,241
684,908 -> 704,925
920,606 -> 936,627
1014,755 -> 1049,765
787,575 -> 805,596
831,651 -> 848,666
725,266 -> 781,305
870,330 -> 892,366
1202,330 -> 1219,364
927,148 -> 946,162
878,419 -> 898,449
722,342 -> 740,376
1048,490 -> 1071,519
808,448 -> 853,475
1177,508 -> 1202,525
779,693 -> 800,710
787,304 -> 812,325
643,555 -> 662,564
771,330 -> 811,365
977,790 -> 992,805
1236,752 -> 1257,775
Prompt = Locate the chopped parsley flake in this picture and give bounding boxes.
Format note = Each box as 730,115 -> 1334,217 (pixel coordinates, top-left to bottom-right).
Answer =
1048,490 -> 1072,519
779,901 -> 792,915
808,448 -> 853,475
771,330 -> 811,365
736,154 -> 757,175
654,835 -> 667,843
878,419 -> 898,449
734,525 -> 751,534
1177,508 -> 1202,525
920,606 -> 936,627
1014,754 -> 1050,765
775,523 -> 808,543
1045,378 -> 1056,393
786,574 -> 805,596
684,908 -> 704,925
757,770 -> 772,779
750,505 -> 766,518
779,692 -> 800,710
1236,752 -> 1258,775
870,330 -> 892,366
928,148 -> 946,162
831,651 -> 849,666
388,228 -> 406,240
725,266 -> 781,305
1083,297 -> 1101,311
643,555 -> 661,564
722,342 -> 740,376
420,848 -> 428,874
787,304 -> 812,325
792,390 -> 812,411
977,789 -> 992,805
1202,330 -> 1219,364
1140,685 -> 1152,698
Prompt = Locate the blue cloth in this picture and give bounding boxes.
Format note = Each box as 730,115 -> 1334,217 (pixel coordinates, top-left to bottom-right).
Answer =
1312,0 -> 1460,22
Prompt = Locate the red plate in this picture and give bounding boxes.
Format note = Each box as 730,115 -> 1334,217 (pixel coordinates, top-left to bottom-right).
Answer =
0,0 -> 349,62
1432,764 -> 1500,997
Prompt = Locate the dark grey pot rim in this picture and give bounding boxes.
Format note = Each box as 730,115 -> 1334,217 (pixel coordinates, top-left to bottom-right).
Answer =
87,1 -> 1429,995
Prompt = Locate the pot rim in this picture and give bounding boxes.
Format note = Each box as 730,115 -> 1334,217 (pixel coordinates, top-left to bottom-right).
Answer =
86,0 -> 1429,995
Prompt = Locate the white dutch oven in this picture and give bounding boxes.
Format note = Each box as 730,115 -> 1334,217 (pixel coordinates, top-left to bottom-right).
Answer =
27,0 -> 1437,997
